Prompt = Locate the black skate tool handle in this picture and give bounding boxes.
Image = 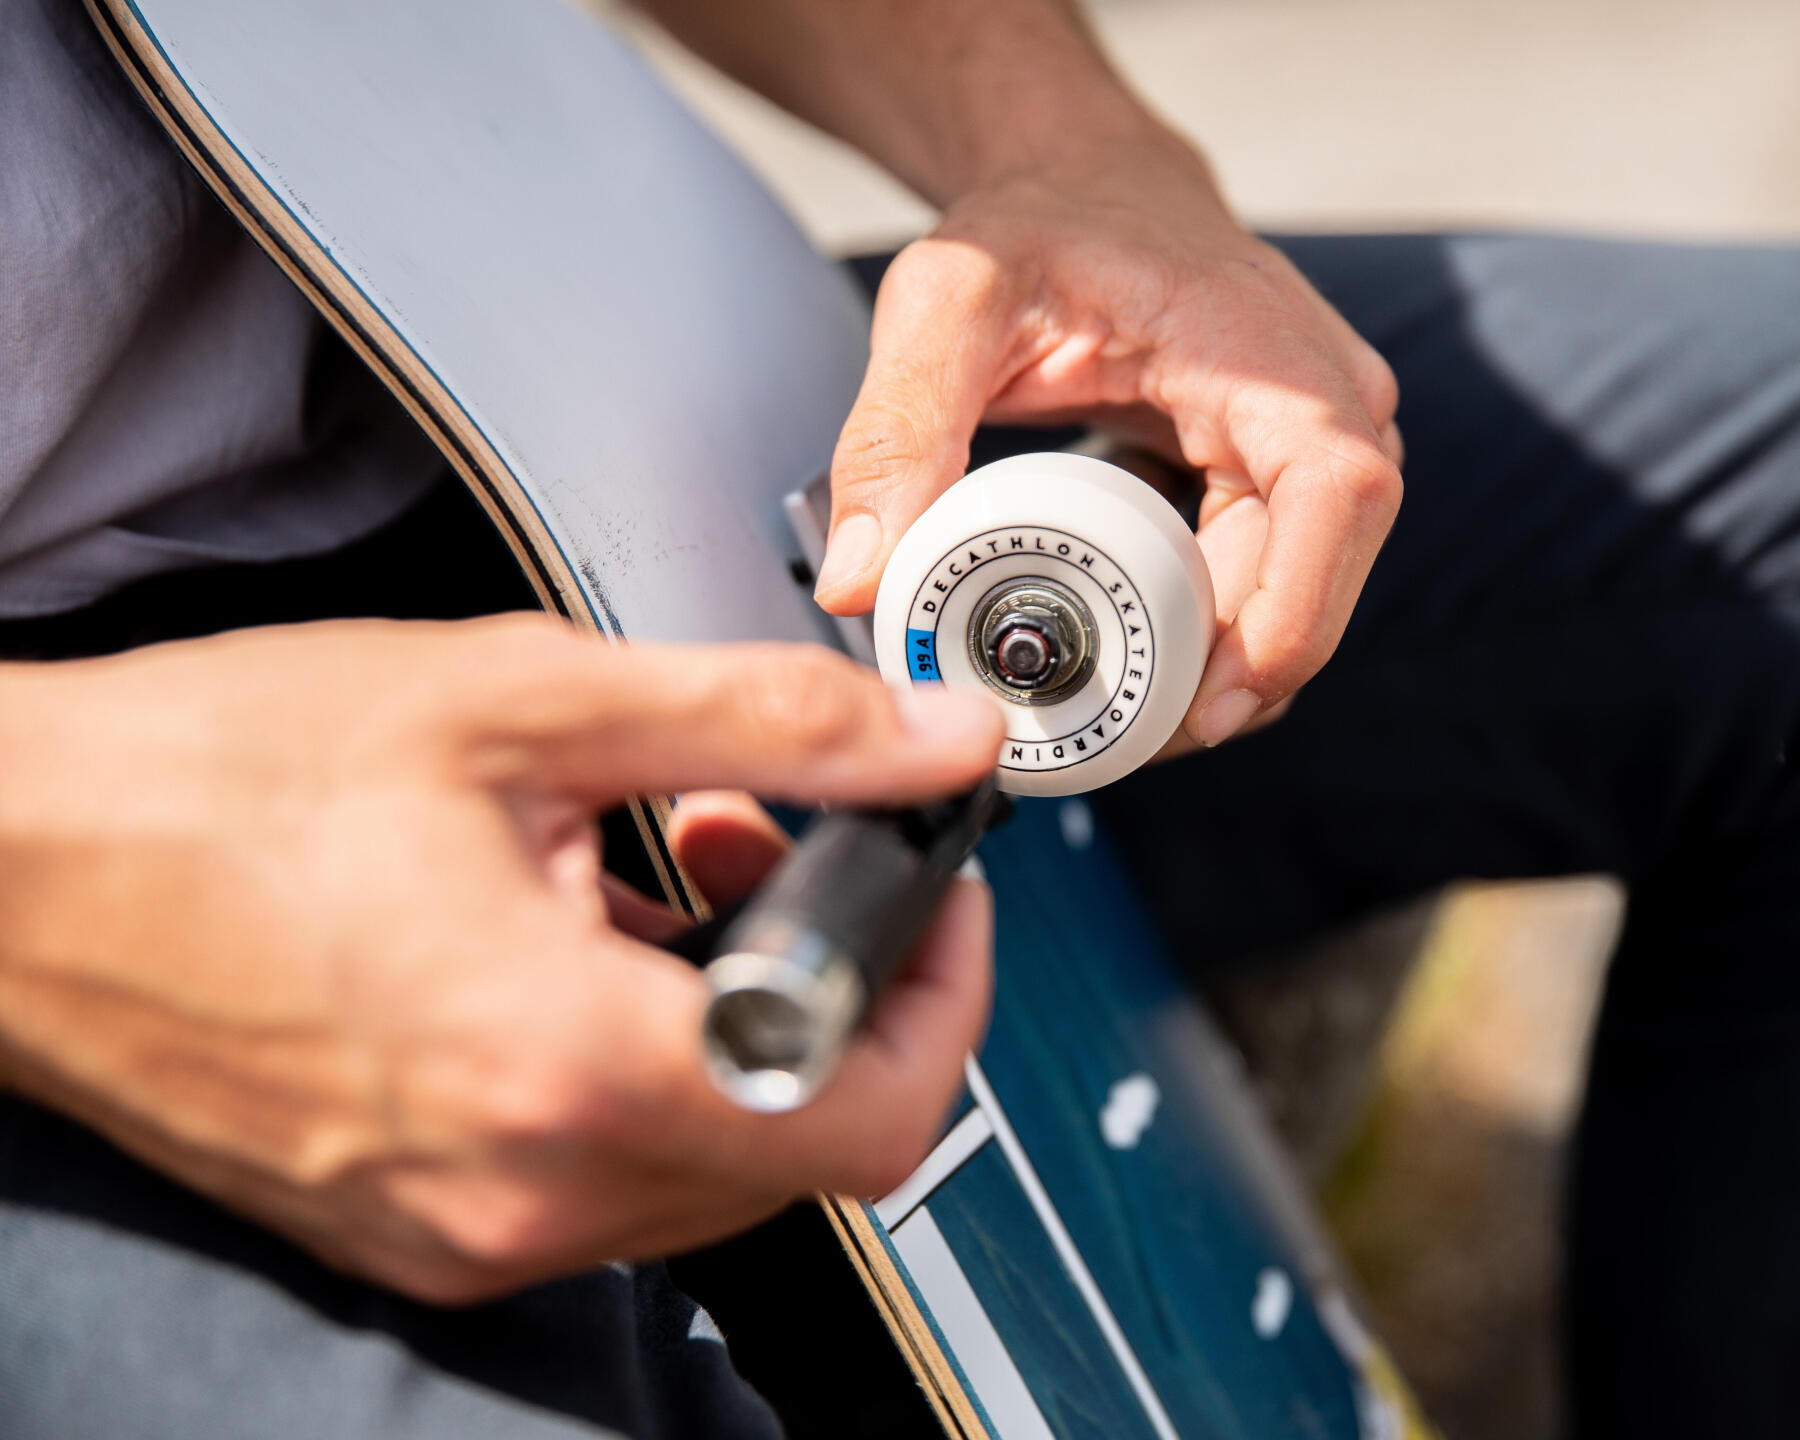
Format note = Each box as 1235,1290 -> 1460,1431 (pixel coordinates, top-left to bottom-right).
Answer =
683,778 -> 1010,1113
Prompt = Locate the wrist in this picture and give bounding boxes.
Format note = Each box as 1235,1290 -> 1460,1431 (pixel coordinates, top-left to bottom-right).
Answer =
930,109 -> 1241,257
922,68 -> 1162,205
797,0 -> 1177,211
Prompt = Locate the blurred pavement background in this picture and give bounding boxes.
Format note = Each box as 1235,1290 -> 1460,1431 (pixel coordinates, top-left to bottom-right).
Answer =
597,3 -> 1800,1435
608,0 -> 1800,253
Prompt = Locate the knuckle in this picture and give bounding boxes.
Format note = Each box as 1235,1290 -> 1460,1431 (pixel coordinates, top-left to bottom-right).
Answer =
1251,621 -> 1339,700
464,612 -> 588,699
884,236 -> 1006,312
574,1050 -> 685,1156
731,647 -> 871,756
469,1054 -> 591,1140
880,237 -> 939,291
376,1165 -> 569,1283
473,610 -> 574,659
429,1184 -> 562,1270
481,609 -> 565,639
279,1120 -> 385,1191
1357,350 -> 1401,424
833,401 -> 937,495
1325,442 -> 1403,516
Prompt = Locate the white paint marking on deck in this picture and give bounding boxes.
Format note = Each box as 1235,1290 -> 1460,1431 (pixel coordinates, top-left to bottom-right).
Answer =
1057,798 -> 1095,850
1099,1071 -> 1161,1150
875,1106 -> 995,1230
966,1056 -> 1182,1440
889,1207 -> 1057,1440
1251,1267 -> 1293,1340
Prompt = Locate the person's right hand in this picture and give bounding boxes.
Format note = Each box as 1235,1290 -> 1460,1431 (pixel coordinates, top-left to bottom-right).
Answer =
0,615 -> 1001,1303
813,123 -> 1404,752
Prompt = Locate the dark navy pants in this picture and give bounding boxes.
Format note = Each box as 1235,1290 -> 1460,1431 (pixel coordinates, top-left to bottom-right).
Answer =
1099,234 -> 1800,1437
5,235 -> 1800,1437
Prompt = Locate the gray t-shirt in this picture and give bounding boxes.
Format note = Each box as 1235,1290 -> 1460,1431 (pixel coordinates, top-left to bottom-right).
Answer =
0,0 -> 440,618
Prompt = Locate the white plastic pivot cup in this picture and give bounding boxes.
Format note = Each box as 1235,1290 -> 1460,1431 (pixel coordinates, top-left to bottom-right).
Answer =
873,452 -> 1214,797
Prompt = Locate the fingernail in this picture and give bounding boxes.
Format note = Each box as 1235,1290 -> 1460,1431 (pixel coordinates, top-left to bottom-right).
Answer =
894,684 -> 1002,747
1194,688 -> 1261,747
814,513 -> 882,600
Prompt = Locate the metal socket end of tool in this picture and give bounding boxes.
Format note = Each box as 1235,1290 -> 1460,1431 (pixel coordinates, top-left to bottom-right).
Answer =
697,786 -> 1007,1113
701,921 -> 865,1112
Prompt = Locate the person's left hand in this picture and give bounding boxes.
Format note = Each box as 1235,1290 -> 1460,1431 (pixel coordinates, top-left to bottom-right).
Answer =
812,122 -> 1403,752
0,620 -> 997,1302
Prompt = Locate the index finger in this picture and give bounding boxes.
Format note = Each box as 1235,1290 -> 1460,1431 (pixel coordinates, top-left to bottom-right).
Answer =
458,622 -> 1004,809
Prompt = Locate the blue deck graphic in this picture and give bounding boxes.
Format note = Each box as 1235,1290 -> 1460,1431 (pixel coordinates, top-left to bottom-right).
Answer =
928,1142 -> 1157,1440
879,798 -> 1371,1439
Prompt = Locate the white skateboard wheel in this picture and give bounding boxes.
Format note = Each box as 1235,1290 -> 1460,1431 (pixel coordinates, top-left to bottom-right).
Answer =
874,452 -> 1214,797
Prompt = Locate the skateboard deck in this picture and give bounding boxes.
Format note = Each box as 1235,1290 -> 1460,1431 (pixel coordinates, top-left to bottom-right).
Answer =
86,1 -> 1429,1434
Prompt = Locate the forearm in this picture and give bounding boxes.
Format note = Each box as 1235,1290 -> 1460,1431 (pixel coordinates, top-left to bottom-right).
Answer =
628,0 -> 1165,205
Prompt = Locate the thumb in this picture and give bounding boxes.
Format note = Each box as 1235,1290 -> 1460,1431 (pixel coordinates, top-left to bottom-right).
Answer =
815,239 -> 1014,616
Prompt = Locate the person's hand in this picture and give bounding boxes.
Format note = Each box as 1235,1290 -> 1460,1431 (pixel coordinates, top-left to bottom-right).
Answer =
0,616 -> 1001,1302
814,123 -> 1403,750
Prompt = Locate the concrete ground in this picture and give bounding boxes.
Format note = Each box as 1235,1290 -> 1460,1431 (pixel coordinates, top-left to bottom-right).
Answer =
598,4 -> 1800,1434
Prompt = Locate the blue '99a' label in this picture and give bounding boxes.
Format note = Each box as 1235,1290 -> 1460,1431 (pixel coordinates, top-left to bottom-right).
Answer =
906,627 -> 941,682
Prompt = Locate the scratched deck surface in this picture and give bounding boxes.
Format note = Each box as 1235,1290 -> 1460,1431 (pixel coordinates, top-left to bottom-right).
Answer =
88,0 -> 1409,1433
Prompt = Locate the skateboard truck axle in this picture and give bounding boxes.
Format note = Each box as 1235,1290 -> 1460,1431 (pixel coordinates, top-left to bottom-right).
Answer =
695,779 -> 1009,1112
994,624 -> 1055,684
968,577 -> 1096,705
